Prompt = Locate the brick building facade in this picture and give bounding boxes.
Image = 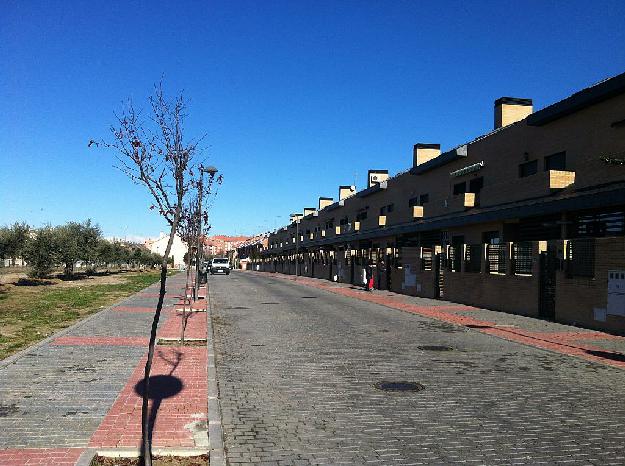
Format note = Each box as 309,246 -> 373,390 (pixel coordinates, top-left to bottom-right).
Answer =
244,72 -> 625,333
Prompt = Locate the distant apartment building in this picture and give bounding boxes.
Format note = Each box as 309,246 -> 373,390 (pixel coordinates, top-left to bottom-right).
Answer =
246,72 -> 625,333
204,235 -> 251,256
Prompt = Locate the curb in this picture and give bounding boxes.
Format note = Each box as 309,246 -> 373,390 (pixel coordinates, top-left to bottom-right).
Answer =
75,448 -> 97,466
206,280 -> 227,466
77,447 -> 210,465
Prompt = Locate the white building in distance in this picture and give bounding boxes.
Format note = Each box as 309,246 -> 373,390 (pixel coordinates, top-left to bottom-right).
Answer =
145,233 -> 188,268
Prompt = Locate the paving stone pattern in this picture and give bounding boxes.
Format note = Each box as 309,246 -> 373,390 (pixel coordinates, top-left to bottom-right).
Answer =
211,272 -> 625,465
0,275 -> 185,450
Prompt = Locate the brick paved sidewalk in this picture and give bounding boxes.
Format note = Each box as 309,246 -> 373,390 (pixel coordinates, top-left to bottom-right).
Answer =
256,271 -> 625,369
0,272 -> 209,465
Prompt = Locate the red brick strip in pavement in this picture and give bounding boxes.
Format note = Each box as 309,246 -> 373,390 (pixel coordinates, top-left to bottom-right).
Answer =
52,336 -> 149,346
0,448 -> 84,465
88,346 -> 207,448
158,309 -> 208,340
262,272 -> 625,369
88,290 -> 208,450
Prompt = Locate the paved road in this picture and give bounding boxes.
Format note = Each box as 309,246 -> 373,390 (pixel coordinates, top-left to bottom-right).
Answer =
210,271 -> 625,465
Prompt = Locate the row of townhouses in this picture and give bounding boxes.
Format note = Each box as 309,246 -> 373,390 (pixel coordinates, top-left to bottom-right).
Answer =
241,72 -> 625,334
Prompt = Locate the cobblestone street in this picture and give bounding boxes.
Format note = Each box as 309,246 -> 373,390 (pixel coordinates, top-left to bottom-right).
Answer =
211,271 -> 625,465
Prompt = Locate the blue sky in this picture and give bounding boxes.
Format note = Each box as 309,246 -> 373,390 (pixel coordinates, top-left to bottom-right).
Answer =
1,0 -> 624,240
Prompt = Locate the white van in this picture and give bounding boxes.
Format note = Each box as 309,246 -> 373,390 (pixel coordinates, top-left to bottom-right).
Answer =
210,257 -> 231,275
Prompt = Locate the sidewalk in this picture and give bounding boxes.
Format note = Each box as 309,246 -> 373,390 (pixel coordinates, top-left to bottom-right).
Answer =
255,271 -> 625,370
0,273 -> 210,465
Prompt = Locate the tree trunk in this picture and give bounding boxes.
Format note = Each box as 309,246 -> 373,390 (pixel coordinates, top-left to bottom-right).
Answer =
181,248 -> 192,344
141,217 -> 179,466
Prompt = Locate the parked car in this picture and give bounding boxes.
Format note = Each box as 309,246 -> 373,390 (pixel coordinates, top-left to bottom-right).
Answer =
210,257 -> 231,275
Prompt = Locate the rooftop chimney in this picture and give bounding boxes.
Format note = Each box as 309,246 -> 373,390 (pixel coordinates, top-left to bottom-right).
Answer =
494,97 -> 533,129
339,185 -> 356,201
413,143 -> 441,167
367,170 -> 389,188
318,197 -> 334,210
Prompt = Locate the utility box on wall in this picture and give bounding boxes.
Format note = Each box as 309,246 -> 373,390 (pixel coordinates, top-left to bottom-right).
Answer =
607,270 -> 625,316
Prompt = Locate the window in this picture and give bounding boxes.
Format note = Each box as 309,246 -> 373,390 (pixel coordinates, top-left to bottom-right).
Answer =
339,216 -> 349,226
419,194 -> 429,204
544,151 -> 566,171
469,177 -> 484,193
408,196 -> 419,207
567,239 -> 595,278
356,210 -> 368,221
512,242 -> 533,275
387,203 -> 394,213
519,160 -> 538,178
487,243 -> 506,274
325,219 -> 334,229
421,248 -> 433,271
380,206 -> 386,215
465,245 -> 482,273
482,231 -> 501,244
453,182 -> 467,195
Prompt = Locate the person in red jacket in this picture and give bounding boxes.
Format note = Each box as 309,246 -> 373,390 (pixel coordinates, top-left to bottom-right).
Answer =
365,260 -> 374,292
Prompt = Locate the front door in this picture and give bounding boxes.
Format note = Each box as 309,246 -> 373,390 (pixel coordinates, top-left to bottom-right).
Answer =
539,246 -> 557,320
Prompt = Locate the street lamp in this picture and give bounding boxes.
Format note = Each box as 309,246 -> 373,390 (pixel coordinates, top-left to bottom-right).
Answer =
290,213 -> 302,280
195,165 -> 218,300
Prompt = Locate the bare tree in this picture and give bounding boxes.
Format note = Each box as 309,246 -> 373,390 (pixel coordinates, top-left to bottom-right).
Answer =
176,197 -> 201,344
94,82 -> 221,466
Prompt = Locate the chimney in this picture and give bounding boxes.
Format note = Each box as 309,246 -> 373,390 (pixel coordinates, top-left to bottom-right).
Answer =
339,185 -> 356,201
413,143 -> 441,167
303,207 -> 316,217
367,170 -> 389,188
494,97 -> 533,129
318,197 -> 334,210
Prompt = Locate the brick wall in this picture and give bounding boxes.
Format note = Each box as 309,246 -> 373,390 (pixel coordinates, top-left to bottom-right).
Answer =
556,236 -> 625,333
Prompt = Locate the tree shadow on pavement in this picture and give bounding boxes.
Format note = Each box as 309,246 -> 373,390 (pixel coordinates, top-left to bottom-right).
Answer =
134,375 -> 184,465
585,349 -> 625,362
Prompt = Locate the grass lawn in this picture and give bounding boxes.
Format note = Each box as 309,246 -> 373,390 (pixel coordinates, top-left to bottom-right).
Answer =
0,269 -> 176,360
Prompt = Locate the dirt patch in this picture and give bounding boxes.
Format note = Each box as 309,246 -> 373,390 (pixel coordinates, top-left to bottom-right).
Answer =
55,274 -> 128,288
157,338 -> 207,347
0,272 -> 28,285
91,455 -> 208,466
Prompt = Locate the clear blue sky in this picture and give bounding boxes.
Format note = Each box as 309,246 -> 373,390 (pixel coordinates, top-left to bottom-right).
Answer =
1,0 -> 624,239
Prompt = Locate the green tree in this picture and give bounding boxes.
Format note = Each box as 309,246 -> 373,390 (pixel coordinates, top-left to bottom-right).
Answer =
23,226 -> 58,278
1,222 -> 30,266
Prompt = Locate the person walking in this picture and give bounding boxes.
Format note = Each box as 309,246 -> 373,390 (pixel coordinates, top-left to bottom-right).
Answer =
365,260 -> 374,292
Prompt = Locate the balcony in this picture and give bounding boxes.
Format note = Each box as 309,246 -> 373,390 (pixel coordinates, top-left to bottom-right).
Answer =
463,192 -> 476,208
548,170 -> 575,189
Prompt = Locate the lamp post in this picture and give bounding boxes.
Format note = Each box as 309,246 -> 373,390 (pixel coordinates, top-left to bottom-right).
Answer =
290,213 -> 301,280
195,165 -> 218,301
